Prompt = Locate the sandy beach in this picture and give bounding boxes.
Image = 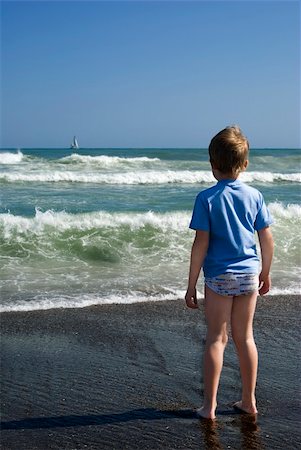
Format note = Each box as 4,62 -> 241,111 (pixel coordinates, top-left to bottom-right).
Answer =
1,296 -> 300,449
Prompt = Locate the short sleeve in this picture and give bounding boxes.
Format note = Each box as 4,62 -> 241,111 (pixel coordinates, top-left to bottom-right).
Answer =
189,193 -> 210,231
254,193 -> 273,231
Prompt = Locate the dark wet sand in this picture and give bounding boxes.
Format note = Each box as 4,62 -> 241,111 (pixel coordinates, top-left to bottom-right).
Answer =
1,296 -> 300,449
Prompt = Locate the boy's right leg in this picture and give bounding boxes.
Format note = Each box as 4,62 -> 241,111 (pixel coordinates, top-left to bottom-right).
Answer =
231,291 -> 258,414
198,286 -> 233,419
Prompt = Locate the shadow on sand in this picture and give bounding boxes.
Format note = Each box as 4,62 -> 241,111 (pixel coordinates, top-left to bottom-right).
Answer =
1,408 -> 195,430
1,407 -> 261,449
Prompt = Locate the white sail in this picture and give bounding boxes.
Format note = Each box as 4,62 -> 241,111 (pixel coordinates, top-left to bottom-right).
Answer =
71,136 -> 79,149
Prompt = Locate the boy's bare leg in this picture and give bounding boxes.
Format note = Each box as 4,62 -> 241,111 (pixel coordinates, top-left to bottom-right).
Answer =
231,291 -> 258,414
197,286 -> 233,419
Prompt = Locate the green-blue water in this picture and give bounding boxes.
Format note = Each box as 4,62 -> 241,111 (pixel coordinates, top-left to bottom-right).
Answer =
0,147 -> 300,311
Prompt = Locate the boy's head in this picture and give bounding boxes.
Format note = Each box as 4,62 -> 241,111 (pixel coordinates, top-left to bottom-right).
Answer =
209,126 -> 249,177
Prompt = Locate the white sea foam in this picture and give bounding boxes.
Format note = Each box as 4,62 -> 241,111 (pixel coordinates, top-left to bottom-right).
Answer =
242,172 -> 301,183
0,170 -> 207,184
59,153 -> 160,166
0,209 -> 191,238
0,290 -> 186,313
268,202 -> 301,220
0,203 -> 300,238
269,286 -> 301,296
1,170 -> 300,184
1,285 -> 300,312
0,151 -> 23,164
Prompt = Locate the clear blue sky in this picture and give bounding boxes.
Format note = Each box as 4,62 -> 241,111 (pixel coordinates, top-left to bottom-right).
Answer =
1,0 -> 300,148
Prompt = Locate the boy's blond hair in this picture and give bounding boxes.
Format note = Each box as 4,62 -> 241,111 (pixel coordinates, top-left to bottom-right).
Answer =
209,126 -> 249,176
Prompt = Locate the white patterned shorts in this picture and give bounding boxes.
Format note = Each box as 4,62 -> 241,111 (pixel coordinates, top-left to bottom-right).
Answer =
205,273 -> 259,297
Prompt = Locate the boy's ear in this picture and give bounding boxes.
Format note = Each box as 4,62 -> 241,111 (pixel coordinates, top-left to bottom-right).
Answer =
242,160 -> 249,171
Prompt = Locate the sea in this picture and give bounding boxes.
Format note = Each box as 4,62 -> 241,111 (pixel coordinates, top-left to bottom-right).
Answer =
0,147 -> 300,312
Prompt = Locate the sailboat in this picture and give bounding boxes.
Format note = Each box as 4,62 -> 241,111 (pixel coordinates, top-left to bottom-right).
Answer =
70,136 -> 79,149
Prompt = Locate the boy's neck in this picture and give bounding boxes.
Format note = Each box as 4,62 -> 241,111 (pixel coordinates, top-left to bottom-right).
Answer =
210,160 -> 248,182
212,169 -> 239,181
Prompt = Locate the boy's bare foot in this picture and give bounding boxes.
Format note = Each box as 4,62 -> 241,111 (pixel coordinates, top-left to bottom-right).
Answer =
196,407 -> 216,420
233,400 -> 258,415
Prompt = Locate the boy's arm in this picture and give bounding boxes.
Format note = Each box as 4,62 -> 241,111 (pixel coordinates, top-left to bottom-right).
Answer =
257,226 -> 274,295
185,230 -> 209,309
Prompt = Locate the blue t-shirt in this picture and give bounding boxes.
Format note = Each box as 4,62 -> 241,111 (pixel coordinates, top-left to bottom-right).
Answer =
189,179 -> 273,277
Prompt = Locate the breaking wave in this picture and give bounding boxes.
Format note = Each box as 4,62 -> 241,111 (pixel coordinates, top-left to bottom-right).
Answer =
1,170 -> 300,185
0,151 -> 23,164
0,203 -> 299,262
1,202 -> 299,236
1,203 -> 300,312
59,153 -> 161,166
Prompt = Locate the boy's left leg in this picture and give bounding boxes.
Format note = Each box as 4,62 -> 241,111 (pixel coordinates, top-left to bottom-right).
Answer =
198,286 -> 233,419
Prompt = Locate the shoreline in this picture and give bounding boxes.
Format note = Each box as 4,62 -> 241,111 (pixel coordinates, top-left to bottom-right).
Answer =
1,293 -> 300,314
1,295 -> 301,449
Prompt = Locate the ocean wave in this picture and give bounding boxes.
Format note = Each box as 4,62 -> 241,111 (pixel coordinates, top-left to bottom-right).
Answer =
59,153 -> 161,166
1,206 -> 300,312
0,170 -> 208,184
0,210 -> 190,266
0,204 -> 299,271
0,210 -> 190,239
243,172 -> 301,183
0,151 -> 23,164
1,170 -> 300,185
268,202 -> 301,220
0,204 -> 299,260
1,204 -> 300,238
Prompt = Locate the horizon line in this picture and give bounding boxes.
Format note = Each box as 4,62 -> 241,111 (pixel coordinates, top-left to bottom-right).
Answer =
1,146 -> 300,151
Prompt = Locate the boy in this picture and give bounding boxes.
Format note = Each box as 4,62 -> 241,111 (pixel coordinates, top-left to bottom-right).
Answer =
185,126 -> 274,419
